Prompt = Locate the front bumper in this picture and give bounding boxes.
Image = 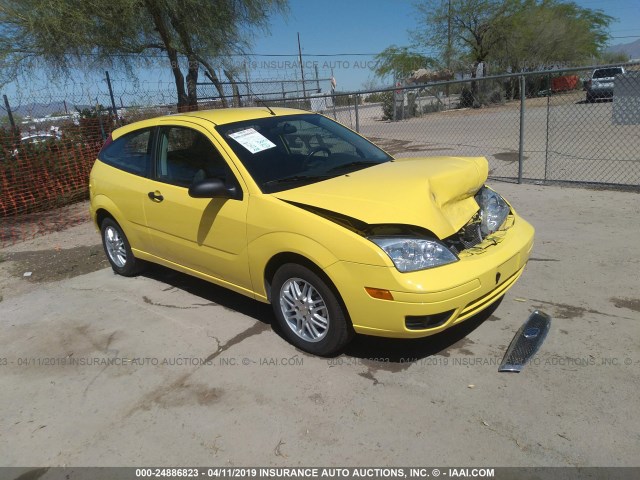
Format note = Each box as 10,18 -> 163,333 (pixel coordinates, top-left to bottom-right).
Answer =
587,85 -> 614,98
325,214 -> 535,338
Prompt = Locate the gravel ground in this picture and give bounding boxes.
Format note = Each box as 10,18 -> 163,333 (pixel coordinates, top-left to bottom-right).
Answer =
1,183 -> 639,468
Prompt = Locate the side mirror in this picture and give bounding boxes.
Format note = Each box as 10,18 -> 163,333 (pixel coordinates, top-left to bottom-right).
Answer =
188,178 -> 240,199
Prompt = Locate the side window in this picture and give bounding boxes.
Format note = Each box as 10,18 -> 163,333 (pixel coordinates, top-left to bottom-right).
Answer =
156,127 -> 237,188
98,128 -> 152,176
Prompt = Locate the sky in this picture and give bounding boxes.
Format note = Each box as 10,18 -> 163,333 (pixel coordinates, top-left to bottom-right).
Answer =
2,0 -> 640,103
249,0 -> 640,90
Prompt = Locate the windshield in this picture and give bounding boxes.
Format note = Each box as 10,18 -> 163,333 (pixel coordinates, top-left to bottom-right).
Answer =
593,68 -> 623,79
216,113 -> 392,193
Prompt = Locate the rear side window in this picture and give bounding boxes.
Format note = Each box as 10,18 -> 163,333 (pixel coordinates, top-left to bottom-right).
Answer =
593,68 -> 623,79
98,128 -> 153,176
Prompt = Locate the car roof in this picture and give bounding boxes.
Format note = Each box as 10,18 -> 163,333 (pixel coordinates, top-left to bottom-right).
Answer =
111,107 -> 310,139
21,133 -> 56,140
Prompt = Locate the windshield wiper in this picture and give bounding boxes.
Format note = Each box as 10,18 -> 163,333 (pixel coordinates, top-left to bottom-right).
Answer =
262,173 -> 333,186
328,160 -> 384,173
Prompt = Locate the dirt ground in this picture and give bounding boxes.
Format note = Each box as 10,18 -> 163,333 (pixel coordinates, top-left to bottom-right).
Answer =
1,183 -> 639,468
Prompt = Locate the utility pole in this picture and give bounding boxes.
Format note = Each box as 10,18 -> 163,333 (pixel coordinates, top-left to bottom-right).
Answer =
447,0 -> 452,69
244,61 -> 250,105
446,0 -> 452,97
298,32 -> 307,100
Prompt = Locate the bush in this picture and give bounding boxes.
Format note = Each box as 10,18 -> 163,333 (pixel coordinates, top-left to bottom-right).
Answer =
380,91 -> 394,120
457,86 -> 504,108
421,101 -> 444,114
458,88 -> 476,108
486,88 -> 505,105
0,126 -> 21,164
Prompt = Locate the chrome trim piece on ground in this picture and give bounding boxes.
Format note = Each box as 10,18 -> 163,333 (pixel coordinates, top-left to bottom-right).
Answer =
499,310 -> 551,373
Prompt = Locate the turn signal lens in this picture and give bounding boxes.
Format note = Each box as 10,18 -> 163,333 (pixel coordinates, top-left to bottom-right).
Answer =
365,287 -> 394,301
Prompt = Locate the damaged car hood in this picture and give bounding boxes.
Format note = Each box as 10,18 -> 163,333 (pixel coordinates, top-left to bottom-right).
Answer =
274,156 -> 489,239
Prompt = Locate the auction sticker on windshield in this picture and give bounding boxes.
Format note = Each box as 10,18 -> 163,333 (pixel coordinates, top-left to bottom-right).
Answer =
228,128 -> 276,154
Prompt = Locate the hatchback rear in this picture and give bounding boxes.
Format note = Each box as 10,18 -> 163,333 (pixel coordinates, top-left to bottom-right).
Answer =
586,66 -> 625,102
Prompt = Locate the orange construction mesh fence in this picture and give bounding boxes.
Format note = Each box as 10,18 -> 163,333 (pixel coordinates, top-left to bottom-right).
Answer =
0,115 -> 115,247
0,100 -> 177,248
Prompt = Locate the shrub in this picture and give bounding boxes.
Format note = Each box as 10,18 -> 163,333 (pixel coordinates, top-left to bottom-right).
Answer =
380,91 -> 394,120
458,88 -> 476,108
486,88 -> 505,105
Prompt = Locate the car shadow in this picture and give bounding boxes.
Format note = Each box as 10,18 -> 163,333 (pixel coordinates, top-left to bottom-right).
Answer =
141,263 -> 273,325
576,98 -> 613,104
140,263 -> 500,363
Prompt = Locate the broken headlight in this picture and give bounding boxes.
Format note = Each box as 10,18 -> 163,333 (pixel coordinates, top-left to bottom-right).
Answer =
476,187 -> 510,236
369,237 -> 458,272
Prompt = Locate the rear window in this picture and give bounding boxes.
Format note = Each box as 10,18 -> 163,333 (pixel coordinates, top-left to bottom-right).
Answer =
593,68 -> 623,79
98,128 -> 153,176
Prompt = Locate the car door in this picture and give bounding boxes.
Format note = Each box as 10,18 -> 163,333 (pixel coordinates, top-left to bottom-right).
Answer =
143,121 -> 252,294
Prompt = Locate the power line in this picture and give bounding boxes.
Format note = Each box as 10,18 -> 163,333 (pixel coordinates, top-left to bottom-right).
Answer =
56,51 -> 387,58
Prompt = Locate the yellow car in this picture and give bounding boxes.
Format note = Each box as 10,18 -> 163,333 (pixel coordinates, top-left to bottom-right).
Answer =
89,107 -> 534,355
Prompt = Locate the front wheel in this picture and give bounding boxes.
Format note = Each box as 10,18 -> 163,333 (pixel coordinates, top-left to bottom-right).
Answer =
100,218 -> 145,276
271,264 -> 352,356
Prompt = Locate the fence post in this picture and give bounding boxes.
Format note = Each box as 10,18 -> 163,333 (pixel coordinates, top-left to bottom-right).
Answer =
354,94 -> 360,133
393,84 -> 397,122
518,75 -> 525,184
3,94 -> 16,130
544,72 -> 551,183
105,71 -> 118,123
331,88 -> 337,120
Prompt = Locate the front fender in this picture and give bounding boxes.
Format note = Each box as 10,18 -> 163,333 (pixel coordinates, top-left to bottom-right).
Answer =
248,232 -> 340,301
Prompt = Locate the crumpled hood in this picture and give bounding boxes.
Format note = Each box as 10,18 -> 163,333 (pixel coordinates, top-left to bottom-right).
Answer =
274,156 -> 489,239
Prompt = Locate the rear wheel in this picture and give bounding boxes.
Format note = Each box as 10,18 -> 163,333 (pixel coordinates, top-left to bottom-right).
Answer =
586,93 -> 594,103
100,218 -> 145,276
271,263 -> 352,356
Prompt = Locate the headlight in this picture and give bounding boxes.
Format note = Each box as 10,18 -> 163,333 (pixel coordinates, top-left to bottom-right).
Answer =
369,237 -> 458,272
476,187 -> 510,236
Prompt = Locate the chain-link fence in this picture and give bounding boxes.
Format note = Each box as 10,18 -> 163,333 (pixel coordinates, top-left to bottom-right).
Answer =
297,62 -> 640,189
1,63 -> 639,247
197,76 -> 334,109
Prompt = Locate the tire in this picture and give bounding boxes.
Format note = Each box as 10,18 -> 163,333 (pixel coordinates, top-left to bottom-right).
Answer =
100,218 -> 145,276
271,263 -> 353,356
586,93 -> 594,103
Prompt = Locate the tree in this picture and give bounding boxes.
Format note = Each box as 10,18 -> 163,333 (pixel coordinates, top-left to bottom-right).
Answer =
412,0 -> 613,76
598,51 -> 630,64
373,45 -> 436,82
413,0 -> 522,77
498,0 -> 613,72
0,0 -> 287,110
1,112 -> 22,127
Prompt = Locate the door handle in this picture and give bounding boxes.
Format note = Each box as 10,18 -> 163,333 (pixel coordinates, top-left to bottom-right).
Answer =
148,191 -> 164,202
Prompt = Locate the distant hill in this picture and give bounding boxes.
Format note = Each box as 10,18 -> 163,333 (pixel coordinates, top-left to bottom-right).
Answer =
11,101 -> 93,118
607,38 -> 640,60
